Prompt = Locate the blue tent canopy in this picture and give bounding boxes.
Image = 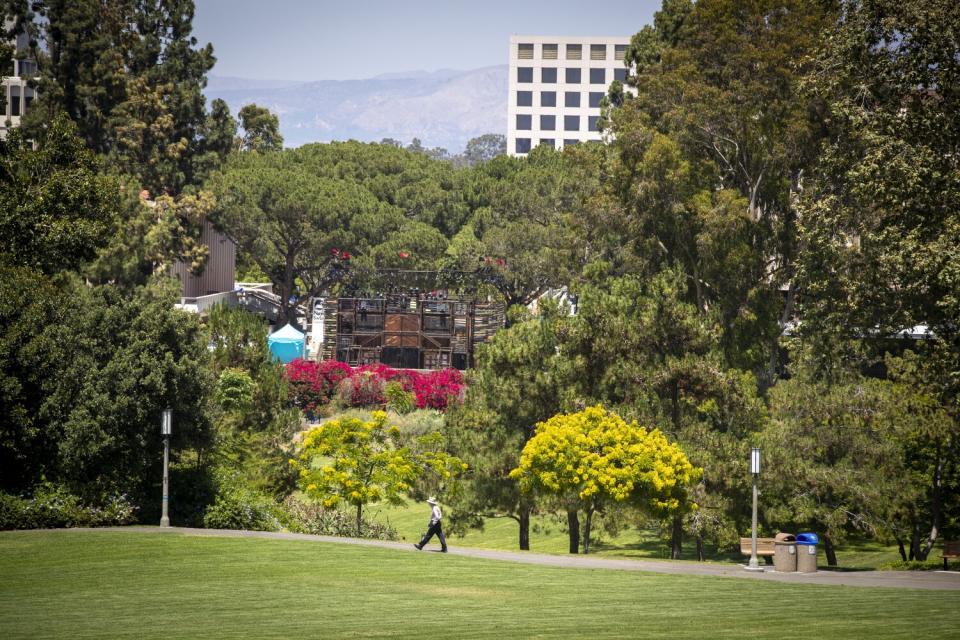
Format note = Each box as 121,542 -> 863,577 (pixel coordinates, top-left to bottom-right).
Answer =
268,323 -> 305,363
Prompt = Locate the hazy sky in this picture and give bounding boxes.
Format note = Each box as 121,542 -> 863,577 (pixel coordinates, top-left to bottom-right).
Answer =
193,0 -> 660,82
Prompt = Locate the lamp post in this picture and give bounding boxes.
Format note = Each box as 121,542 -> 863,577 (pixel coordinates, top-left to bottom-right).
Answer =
160,408 -> 171,527
749,447 -> 761,569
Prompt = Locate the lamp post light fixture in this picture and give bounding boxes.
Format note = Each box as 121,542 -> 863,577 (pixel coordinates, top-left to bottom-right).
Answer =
160,408 -> 171,527
748,447 -> 761,570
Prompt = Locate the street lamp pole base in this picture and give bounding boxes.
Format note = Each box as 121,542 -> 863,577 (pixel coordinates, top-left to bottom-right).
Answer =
160,516 -> 170,527
742,564 -> 765,572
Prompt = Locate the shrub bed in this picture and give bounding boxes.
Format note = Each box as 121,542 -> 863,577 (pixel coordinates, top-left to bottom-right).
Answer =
0,483 -> 138,530
285,360 -> 464,413
283,496 -> 398,540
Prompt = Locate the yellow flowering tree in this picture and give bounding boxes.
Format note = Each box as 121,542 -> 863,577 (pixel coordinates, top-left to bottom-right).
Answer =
291,411 -> 465,535
511,405 -> 702,553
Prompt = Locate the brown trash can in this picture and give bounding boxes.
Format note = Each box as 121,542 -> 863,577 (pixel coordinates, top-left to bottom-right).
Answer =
773,532 -> 797,572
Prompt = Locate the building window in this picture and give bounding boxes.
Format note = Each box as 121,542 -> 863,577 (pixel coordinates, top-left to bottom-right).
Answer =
540,91 -> 556,107
614,68 -> 627,82
589,92 -> 604,108
23,96 -> 32,113
565,68 -> 581,84
543,43 -> 558,60
9,87 -> 20,117
565,91 -> 580,107
539,138 -> 555,149
516,138 -> 531,154
540,115 -> 556,131
590,44 -> 607,60
615,44 -> 627,61
564,115 -> 580,131
588,115 -> 600,131
516,114 -> 532,130
517,91 -> 532,107
590,68 -> 606,84
518,67 -> 533,83
566,44 -> 582,60
518,43 -> 534,59
541,67 -> 557,83
564,139 -> 579,147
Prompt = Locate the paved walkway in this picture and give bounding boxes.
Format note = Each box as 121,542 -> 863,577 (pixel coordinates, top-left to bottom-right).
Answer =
90,526 -> 960,591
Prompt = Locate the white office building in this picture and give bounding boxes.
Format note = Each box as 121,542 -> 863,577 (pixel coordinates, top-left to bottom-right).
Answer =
1,18 -> 37,139
507,35 -> 631,157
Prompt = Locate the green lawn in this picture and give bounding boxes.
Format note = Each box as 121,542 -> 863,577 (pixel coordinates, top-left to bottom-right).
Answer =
1,530 -> 956,639
370,501 -> 905,569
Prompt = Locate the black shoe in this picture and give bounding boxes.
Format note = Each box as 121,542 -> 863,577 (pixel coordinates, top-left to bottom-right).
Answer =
414,544 -> 422,550
441,548 -> 448,553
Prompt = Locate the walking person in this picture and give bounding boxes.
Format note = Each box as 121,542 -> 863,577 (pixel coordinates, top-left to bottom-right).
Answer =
414,497 -> 448,552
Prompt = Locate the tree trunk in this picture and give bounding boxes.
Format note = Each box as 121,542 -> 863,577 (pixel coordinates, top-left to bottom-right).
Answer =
823,534 -> 838,566
763,283 -> 796,392
896,536 -> 908,562
518,504 -> 530,551
671,515 -> 683,560
281,250 -> 296,326
910,525 -> 921,561
567,509 -> 580,554
583,506 -> 595,555
920,455 -> 944,561
696,534 -> 705,562
355,504 -> 362,537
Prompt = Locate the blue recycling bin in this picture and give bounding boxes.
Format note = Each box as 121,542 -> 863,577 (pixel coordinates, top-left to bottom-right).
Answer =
796,532 -> 819,572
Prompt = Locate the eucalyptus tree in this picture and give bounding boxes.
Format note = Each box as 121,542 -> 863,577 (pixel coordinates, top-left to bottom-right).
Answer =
605,0 -> 838,383
794,0 -> 960,556
237,104 -> 283,152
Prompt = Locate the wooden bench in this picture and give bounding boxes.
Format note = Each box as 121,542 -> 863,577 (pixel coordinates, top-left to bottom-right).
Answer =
740,537 -> 775,557
943,540 -> 959,570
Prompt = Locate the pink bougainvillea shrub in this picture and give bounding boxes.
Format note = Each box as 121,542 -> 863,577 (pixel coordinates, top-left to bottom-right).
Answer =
412,368 -> 465,410
285,361 -> 465,412
338,368 -> 388,407
285,359 -> 351,416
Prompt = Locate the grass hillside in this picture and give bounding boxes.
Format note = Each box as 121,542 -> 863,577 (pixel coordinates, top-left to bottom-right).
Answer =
1,530 -> 956,639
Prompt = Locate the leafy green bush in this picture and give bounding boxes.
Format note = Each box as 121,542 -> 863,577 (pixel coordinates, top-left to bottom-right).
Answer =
168,463 -> 216,528
202,481 -> 289,532
0,483 -> 138,530
283,496 -> 398,540
385,381 -> 416,414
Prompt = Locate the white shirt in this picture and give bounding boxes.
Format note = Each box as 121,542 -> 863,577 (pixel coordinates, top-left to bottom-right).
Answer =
430,504 -> 442,524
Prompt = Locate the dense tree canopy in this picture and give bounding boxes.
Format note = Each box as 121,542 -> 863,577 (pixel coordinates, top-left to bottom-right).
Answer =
0,273 -> 212,508
0,116 -> 118,274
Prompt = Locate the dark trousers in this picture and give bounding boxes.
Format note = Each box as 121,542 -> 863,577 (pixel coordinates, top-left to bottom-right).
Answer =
418,520 -> 447,550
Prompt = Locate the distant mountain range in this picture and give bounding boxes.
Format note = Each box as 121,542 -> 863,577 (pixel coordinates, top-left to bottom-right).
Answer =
205,66 -> 509,153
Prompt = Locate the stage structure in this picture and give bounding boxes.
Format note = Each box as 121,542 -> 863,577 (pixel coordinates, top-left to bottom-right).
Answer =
308,270 -> 507,370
